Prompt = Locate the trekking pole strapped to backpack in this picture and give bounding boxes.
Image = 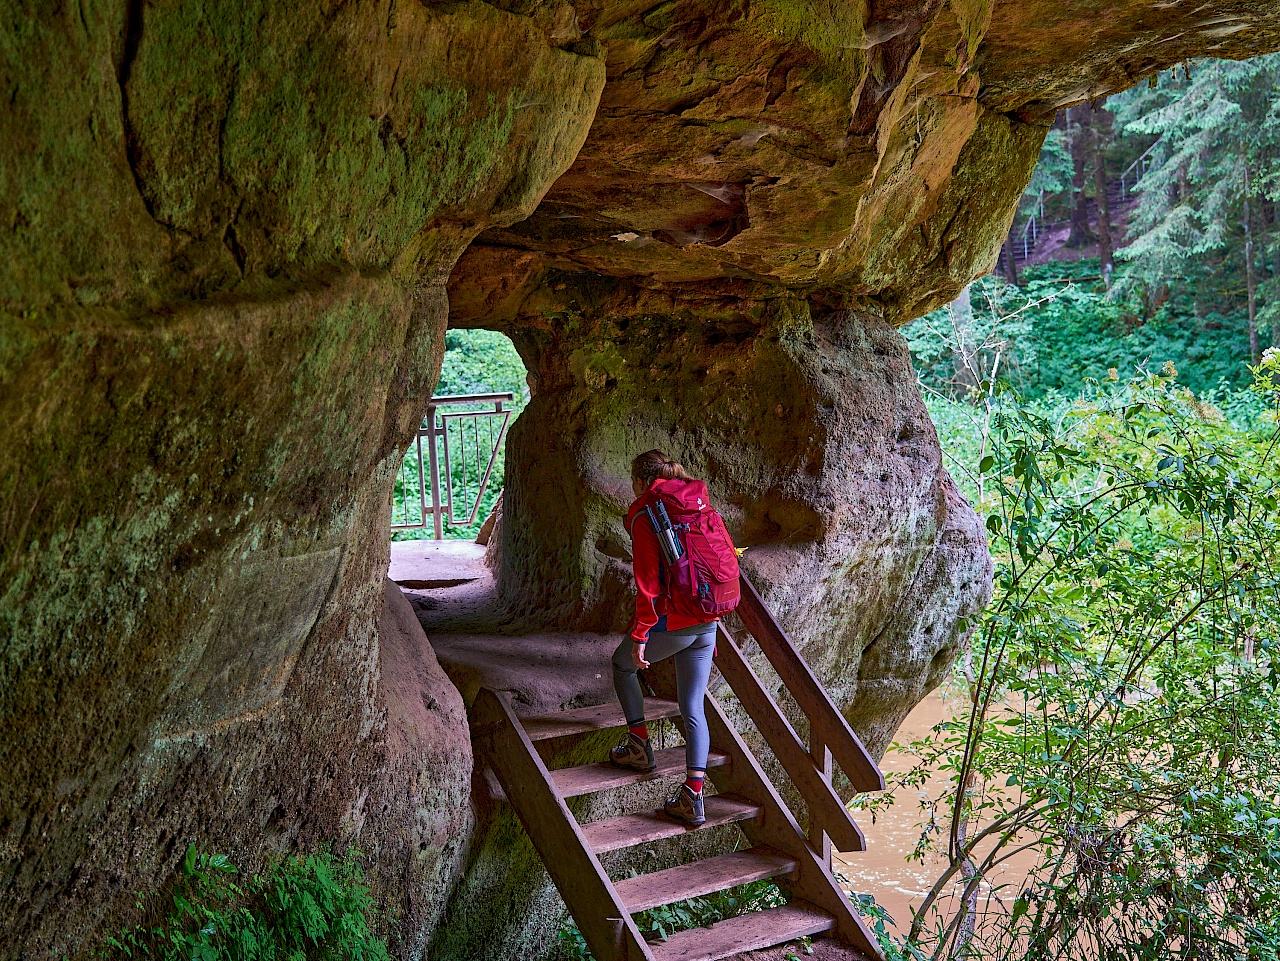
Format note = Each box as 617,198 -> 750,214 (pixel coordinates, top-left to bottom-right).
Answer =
645,500 -> 685,565
640,480 -> 741,617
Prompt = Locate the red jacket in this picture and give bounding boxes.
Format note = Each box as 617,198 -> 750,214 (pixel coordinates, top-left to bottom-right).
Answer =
624,478 -> 715,642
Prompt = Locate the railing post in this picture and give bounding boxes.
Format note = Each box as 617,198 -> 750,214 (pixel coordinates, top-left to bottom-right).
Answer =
809,728 -> 833,868
426,403 -> 444,540
415,434 -> 427,527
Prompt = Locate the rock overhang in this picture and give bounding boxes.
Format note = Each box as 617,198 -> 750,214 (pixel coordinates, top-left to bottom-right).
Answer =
452,0 -> 1280,325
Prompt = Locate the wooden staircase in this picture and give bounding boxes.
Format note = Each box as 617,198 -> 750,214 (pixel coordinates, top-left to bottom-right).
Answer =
470,574 -> 886,961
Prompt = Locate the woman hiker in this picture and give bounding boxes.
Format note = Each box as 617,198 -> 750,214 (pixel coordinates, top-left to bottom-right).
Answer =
607,449 -> 741,827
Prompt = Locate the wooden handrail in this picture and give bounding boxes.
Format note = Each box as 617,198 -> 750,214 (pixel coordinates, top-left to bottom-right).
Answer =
735,573 -> 885,793
713,625 -> 865,852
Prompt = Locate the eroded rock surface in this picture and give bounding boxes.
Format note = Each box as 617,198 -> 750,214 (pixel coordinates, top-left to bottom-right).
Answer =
3,0 -> 1280,959
0,1 -> 601,955
463,0 -> 1280,318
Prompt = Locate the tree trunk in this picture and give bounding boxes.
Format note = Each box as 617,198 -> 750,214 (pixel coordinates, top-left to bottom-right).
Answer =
1002,221 -> 1021,287
1244,164 -> 1259,362
1092,104 -> 1114,287
1272,226 -> 1280,347
1067,106 -> 1095,248
949,284 -> 981,398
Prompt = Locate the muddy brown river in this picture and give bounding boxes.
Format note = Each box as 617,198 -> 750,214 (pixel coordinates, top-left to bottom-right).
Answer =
835,689 -> 1037,938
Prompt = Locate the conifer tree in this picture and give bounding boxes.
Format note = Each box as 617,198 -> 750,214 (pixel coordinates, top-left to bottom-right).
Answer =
1112,56 -> 1280,355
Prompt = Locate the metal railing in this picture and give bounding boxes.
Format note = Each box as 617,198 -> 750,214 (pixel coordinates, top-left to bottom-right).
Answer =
1007,143 -> 1158,266
1018,189 -> 1045,261
1119,139 -> 1160,202
391,392 -> 515,538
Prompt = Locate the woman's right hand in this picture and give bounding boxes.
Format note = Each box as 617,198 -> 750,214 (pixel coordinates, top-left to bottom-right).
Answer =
632,642 -> 650,670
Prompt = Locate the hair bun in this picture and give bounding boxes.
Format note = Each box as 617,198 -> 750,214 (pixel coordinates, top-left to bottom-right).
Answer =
632,449 -> 695,485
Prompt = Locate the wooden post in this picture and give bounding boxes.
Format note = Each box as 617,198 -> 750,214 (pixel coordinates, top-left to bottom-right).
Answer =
736,575 -> 884,792
711,626 -> 865,852
472,689 -> 654,961
809,728 -> 833,869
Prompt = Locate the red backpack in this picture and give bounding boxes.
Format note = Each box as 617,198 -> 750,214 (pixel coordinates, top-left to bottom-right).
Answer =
639,479 -> 741,618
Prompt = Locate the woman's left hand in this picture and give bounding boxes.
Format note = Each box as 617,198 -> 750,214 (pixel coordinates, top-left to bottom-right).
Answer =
632,642 -> 650,670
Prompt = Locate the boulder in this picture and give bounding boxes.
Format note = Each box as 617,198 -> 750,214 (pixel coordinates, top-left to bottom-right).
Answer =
464,277 -> 992,762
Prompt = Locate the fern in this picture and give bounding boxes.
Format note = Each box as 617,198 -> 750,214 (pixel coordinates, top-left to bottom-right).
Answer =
102,846 -> 389,961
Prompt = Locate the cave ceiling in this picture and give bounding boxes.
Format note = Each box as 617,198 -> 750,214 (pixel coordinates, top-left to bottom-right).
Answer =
451,0 -> 1280,325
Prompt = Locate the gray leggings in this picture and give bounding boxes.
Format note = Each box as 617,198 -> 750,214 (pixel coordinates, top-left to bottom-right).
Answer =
612,621 -> 717,771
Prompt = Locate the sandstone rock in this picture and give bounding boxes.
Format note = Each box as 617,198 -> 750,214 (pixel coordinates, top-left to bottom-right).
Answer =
464,0 -> 1280,319
469,278 -> 991,765
0,2 -> 601,955
475,494 -> 503,546
4,0 -> 1280,958
365,579 -> 474,954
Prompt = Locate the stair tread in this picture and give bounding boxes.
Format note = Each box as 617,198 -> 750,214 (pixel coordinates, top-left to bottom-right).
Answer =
649,901 -> 835,961
520,697 -> 681,741
615,846 -> 797,915
552,748 -> 729,798
582,794 -> 760,854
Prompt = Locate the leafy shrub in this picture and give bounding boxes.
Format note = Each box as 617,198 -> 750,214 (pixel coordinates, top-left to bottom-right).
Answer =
103,846 -> 389,961
878,357 -> 1280,960
435,328 -> 528,400
907,260 -> 1256,404
849,892 -> 924,961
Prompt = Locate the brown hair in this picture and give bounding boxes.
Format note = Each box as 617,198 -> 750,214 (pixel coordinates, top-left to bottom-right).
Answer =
631,449 -> 694,487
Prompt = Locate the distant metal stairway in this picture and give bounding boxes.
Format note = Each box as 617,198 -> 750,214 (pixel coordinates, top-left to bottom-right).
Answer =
471,575 -> 886,961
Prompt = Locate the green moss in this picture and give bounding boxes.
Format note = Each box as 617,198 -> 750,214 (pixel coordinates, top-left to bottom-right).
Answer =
0,3 -> 164,309
0,270 -> 423,712
949,0 -> 994,61
128,1 -> 519,270
748,0 -> 868,61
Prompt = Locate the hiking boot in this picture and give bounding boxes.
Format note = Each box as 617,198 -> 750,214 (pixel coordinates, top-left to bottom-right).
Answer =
663,784 -> 706,826
608,733 -> 656,773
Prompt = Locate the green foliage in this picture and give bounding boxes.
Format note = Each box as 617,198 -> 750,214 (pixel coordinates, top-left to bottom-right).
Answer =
849,892 -> 924,961
550,878 -> 785,960
1022,129 -> 1073,207
392,329 -> 528,541
882,353 -> 1280,959
907,260 -> 1256,404
103,846 -> 389,961
999,56 -> 1280,359
435,329 -> 529,399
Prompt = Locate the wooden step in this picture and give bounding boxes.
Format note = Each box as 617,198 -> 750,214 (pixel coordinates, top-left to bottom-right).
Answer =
615,847 -> 797,914
649,901 -> 835,961
551,748 -> 729,798
519,697 -> 681,742
581,794 -> 761,854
